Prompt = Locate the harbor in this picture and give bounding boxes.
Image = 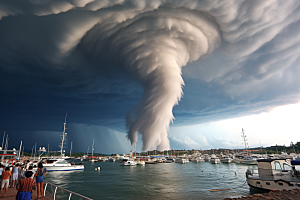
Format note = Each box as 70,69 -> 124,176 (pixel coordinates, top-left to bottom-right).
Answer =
1,148 -> 300,200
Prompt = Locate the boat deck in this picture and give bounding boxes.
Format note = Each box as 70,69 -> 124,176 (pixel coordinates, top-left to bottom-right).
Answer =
1,187 -> 42,200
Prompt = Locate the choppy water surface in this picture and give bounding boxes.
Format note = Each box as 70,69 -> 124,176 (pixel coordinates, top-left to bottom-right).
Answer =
45,161 -> 258,200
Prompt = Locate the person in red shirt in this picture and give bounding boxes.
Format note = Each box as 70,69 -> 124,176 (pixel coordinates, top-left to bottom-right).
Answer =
16,171 -> 36,200
0,167 -> 12,197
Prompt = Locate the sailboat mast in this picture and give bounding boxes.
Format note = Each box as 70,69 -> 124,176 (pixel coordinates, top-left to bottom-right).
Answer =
60,113 -> 67,157
70,141 -> 73,157
92,139 -> 94,157
241,128 -> 248,155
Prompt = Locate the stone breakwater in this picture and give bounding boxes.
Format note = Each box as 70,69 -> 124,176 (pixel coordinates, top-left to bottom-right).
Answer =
224,189 -> 300,200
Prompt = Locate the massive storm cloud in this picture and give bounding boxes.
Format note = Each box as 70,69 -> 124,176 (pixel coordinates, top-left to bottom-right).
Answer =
1,0 -> 300,151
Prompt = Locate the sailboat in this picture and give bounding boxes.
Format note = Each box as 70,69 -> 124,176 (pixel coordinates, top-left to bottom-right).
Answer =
90,139 -> 96,162
43,114 -> 85,171
233,129 -> 257,165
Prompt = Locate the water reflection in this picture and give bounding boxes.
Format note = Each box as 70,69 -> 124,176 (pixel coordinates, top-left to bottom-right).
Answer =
44,161 -> 253,200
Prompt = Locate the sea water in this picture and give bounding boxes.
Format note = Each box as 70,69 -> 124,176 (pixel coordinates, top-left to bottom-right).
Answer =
45,161 -> 258,200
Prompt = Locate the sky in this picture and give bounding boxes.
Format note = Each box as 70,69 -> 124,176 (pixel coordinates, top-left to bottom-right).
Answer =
0,0 -> 300,154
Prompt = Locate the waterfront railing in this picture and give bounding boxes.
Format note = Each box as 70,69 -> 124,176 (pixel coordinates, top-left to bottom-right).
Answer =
44,181 -> 93,200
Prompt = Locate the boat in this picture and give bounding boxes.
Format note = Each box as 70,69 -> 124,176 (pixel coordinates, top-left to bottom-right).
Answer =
175,158 -> 189,164
234,129 -> 257,165
43,158 -> 84,171
246,158 -> 300,191
220,155 -> 233,163
43,114 -> 84,171
234,155 -> 258,165
191,157 -> 205,163
90,139 -> 95,162
121,159 -> 137,166
210,154 -> 220,164
204,154 -> 211,162
136,160 -> 145,165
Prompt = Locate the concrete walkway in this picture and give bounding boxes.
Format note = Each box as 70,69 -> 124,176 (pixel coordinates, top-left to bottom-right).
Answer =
0,186 -> 45,200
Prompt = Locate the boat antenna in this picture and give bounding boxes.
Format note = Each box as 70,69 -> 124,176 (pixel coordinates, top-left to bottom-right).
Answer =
60,113 -> 68,157
241,128 -> 248,155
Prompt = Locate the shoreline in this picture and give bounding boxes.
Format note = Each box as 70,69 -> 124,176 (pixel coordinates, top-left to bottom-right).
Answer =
225,188 -> 300,199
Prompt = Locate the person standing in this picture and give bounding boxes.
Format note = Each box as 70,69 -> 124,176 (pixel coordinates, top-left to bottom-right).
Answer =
16,171 -> 36,200
11,163 -> 19,187
34,162 -> 47,199
0,164 -> 4,180
0,167 -> 12,197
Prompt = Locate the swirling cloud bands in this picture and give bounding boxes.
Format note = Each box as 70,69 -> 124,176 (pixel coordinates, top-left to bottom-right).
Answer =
1,0 -> 300,151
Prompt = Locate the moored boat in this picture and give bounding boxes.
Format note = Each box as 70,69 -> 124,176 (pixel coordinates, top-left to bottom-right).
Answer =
121,159 -> 137,166
220,155 -> 232,163
175,158 -> 189,164
210,154 -> 220,164
246,158 -> 300,191
43,158 -> 84,171
42,114 -> 84,171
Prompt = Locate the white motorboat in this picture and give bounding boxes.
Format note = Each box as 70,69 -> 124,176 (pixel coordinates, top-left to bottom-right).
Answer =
234,155 -> 258,165
220,156 -> 233,163
136,160 -> 145,165
191,157 -> 205,163
246,159 -> 300,191
43,158 -> 84,171
175,158 -> 189,164
210,154 -> 220,164
121,159 -> 137,166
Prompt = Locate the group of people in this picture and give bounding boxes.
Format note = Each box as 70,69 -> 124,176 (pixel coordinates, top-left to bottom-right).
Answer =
0,161 -> 48,200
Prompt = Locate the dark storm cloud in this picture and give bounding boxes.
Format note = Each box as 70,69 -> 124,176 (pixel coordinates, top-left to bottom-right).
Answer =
1,0 -> 300,152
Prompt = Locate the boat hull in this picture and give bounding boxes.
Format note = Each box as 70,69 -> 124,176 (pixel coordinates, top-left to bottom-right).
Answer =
220,159 -> 232,163
45,165 -> 84,171
247,177 -> 300,191
210,159 -> 220,164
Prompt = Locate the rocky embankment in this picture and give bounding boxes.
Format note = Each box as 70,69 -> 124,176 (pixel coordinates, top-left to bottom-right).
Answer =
224,189 -> 300,200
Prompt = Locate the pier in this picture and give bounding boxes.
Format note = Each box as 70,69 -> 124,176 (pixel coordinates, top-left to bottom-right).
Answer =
1,181 -> 93,200
1,187 -> 39,200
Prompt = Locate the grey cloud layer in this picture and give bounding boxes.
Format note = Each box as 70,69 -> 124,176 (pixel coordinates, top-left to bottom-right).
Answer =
1,0 -> 300,151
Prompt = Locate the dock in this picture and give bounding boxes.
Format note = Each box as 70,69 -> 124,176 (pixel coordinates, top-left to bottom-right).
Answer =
0,186 -> 40,200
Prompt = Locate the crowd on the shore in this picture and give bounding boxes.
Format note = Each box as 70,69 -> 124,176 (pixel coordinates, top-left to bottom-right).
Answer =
0,160 -> 47,200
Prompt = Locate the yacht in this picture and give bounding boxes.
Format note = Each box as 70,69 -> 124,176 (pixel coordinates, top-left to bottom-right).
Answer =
234,129 -> 257,165
43,114 -> 84,171
175,158 -> 189,164
210,154 -> 220,164
43,158 -> 84,171
136,160 -> 145,165
121,159 -> 137,166
191,157 -> 205,163
220,155 -> 233,163
246,159 -> 300,190
164,158 -> 175,163
234,155 -> 258,165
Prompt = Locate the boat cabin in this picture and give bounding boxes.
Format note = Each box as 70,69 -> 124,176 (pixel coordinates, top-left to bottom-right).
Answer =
258,159 -> 292,170
256,159 -> 293,177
